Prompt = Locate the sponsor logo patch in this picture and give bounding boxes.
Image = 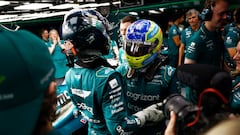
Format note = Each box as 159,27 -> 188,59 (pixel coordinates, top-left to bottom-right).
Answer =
109,78 -> 118,89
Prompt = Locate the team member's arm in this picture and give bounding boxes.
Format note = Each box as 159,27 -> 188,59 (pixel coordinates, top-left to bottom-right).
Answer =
184,39 -> 200,64
178,43 -> 185,66
178,30 -> 186,66
164,111 -> 177,135
171,26 -> 181,48
172,34 -> 181,48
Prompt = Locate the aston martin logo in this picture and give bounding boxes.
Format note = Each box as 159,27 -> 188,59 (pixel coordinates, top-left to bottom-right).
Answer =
71,88 -> 91,99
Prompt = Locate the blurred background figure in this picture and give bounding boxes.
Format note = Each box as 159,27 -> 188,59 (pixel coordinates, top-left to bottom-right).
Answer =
223,8 -> 240,72
222,7 -> 239,39
184,0 -> 229,67
167,9 -> 185,67
118,15 -> 137,66
178,9 -> 201,66
40,27 -> 49,45
47,29 -> 70,86
229,39 -> 240,111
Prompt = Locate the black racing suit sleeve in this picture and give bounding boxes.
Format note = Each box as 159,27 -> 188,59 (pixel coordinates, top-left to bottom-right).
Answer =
101,72 -> 142,135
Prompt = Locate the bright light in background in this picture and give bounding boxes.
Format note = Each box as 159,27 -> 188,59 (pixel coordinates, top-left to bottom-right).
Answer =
42,11 -> 69,18
112,1 -> 121,5
0,0 -> 121,23
20,11 -> 68,20
0,1 -> 10,6
97,2 -> 110,7
85,0 -> 95,2
75,0 -> 95,2
129,12 -> 138,16
159,8 -> 165,12
50,4 -> 79,10
14,3 -> 53,10
148,10 -> 162,14
77,1 -> 120,8
0,15 -> 18,19
20,13 -> 47,18
78,3 -> 98,8
0,18 -> 21,23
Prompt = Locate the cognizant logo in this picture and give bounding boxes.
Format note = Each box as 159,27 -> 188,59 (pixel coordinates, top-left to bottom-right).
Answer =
126,91 -> 160,101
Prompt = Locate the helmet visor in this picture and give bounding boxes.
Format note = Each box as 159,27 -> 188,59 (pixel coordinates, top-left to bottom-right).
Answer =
124,41 -> 154,57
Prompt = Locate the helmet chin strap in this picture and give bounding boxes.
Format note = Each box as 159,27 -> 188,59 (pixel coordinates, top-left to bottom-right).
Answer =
126,53 -> 156,79
142,52 -> 158,66
144,54 -> 168,81
126,53 -> 168,81
127,68 -> 135,78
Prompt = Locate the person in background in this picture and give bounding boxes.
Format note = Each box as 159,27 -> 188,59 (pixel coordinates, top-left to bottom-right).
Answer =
184,0 -> 229,67
118,15 -> 137,66
165,20 -> 173,37
116,19 -> 181,135
167,9 -> 185,67
62,9 -> 164,135
40,28 -> 49,45
229,39 -> 240,112
178,9 -> 201,66
47,29 -> 70,86
0,25 -> 59,135
222,7 -> 239,38
223,8 -> 240,72
179,1 -> 230,122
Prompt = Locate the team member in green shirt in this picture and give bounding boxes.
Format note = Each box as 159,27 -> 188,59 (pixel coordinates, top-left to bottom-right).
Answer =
118,15 -> 137,66
47,29 -> 70,86
224,8 -> 240,71
167,9 -> 185,67
178,9 -> 201,66
184,0 -> 229,67
230,39 -> 240,111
